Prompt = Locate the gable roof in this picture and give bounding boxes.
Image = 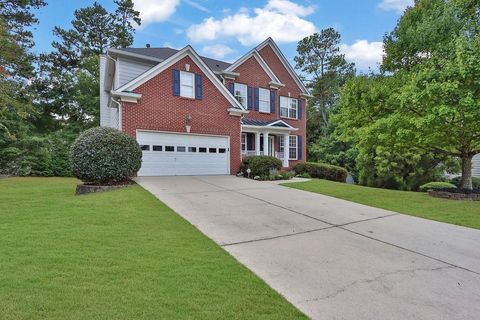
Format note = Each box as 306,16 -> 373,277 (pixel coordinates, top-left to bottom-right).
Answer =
224,49 -> 283,86
113,45 -> 246,112
110,47 -> 231,73
241,118 -> 296,129
256,38 -> 310,95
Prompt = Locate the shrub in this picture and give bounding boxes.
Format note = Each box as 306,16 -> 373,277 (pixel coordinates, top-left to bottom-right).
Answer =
419,182 -> 457,192
71,127 -> 142,184
241,156 -> 282,178
293,162 -> 348,182
450,176 -> 480,189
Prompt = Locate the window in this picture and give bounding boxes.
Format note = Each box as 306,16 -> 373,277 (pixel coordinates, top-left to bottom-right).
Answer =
152,145 -> 162,151
199,147 -> 207,153
234,83 -> 247,107
289,136 -> 297,160
209,148 -> 217,153
279,136 -> 285,153
140,145 -> 150,151
259,88 -> 270,113
177,146 -> 186,152
280,97 -> 298,119
180,71 -> 194,98
165,146 -> 174,152
219,148 -> 226,153
188,147 -> 197,152
241,133 -> 247,152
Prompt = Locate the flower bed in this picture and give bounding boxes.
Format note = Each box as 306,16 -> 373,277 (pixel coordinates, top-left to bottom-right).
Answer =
428,188 -> 480,201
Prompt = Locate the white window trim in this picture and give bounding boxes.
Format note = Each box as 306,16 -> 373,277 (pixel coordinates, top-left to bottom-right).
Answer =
258,88 -> 270,113
289,135 -> 298,160
279,136 -> 285,153
234,83 -> 247,108
280,96 -> 298,119
180,71 -> 195,98
241,133 -> 247,152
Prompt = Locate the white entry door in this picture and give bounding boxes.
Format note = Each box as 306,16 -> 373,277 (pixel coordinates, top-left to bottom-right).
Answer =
137,131 -> 230,176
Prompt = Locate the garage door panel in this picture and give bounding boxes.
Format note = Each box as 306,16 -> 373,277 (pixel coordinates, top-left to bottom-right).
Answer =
137,131 -> 230,176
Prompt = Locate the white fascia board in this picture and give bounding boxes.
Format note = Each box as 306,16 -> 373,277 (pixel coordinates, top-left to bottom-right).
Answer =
256,38 -> 310,95
300,92 -> 314,99
111,90 -> 141,103
225,49 -> 282,85
115,45 -> 245,111
267,119 -> 294,129
228,108 -> 249,116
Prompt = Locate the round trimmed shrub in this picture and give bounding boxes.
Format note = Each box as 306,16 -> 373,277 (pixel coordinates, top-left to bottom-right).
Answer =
241,156 -> 282,178
71,127 -> 142,184
419,182 -> 457,192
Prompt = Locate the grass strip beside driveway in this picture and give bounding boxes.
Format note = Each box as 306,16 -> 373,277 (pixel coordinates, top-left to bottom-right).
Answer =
283,179 -> 480,230
0,177 -> 306,320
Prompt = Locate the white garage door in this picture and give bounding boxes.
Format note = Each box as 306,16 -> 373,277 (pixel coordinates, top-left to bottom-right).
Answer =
137,131 -> 230,176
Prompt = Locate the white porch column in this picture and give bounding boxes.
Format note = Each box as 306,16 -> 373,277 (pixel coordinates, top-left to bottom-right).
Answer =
283,134 -> 289,167
255,132 -> 261,155
263,132 -> 269,156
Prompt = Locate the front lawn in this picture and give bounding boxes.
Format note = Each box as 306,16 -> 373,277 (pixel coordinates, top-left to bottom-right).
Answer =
0,178 -> 306,320
284,179 -> 480,230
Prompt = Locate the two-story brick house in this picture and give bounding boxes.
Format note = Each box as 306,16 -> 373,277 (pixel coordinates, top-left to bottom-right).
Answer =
100,38 -> 311,176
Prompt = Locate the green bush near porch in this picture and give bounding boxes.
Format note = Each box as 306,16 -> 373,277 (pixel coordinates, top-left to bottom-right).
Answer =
241,156 -> 282,178
293,162 -> 348,183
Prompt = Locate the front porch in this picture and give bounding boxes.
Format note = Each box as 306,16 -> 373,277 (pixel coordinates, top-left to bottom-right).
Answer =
241,119 -> 298,168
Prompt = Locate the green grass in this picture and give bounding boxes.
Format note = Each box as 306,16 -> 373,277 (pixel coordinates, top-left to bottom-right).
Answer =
284,179 -> 480,230
0,177 -> 306,320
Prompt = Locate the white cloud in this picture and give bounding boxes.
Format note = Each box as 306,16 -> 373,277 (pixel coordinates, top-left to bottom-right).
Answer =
378,0 -> 413,13
265,0 -> 315,17
202,44 -> 235,59
340,40 -> 384,71
134,0 -> 180,26
186,0 -> 316,46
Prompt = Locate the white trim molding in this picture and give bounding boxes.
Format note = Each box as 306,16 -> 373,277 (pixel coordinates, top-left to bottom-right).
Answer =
115,45 -> 246,112
256,38 -> 310,96
111,90 -> 142,103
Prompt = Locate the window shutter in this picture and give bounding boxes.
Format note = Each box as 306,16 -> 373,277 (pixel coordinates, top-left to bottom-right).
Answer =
195,74 -> 202,100
254,87 -> 259,111
247,86 -> 253,110
298,98 -> 302,119
229,82 -> 234,95
298,136 -> 303,160
270,90 -> 276,113
172,69 -> 180,96
247,133 -> 252,150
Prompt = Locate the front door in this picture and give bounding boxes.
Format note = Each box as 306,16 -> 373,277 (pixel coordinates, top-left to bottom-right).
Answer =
268,136 -> 275,157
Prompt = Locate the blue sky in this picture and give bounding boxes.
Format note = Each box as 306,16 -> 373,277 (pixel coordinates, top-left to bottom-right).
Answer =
33,0 -> 413,71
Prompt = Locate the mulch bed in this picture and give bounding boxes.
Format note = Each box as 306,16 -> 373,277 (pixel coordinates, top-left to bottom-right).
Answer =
428,188 -> 480,201
75,180 -> 135,195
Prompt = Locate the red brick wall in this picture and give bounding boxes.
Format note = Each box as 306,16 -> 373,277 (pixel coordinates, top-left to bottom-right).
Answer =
228,47 -> 307,167
121,56 -> 242,173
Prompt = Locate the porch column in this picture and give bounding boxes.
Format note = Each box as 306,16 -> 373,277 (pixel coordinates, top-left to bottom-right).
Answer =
283,134 -> 289,168
263,132 -> 269,156
255,132 -> 261,155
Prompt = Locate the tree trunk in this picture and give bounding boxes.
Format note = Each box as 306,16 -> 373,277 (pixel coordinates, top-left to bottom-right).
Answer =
460,154 -> 473,190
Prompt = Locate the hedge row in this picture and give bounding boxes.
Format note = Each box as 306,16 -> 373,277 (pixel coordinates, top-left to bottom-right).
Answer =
293,162 -> 348,183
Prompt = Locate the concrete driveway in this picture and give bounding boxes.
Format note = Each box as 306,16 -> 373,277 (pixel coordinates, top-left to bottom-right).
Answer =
136,175 -> 480,320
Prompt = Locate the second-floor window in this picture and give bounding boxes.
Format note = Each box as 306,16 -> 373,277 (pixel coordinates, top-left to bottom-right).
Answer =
180,71 -> 194,98
234,83 -> 247,107
258,88 -> 270,113
280,96 -> 298,119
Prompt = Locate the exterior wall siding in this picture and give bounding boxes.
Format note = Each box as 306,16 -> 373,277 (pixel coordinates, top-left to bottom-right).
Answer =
473,154 -> 480,177
117,57 -> 156,88
121,56 -> 242,174
99,55 -> 112,127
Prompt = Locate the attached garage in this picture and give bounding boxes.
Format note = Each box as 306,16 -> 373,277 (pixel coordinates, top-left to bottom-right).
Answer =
136,131 -> 230,176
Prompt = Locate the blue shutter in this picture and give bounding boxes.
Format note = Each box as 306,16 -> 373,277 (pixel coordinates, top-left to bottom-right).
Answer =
172,69 -> 180,96
297,98 -> 302,119
195,74 -> 202,100
247,86 -> 253,110
254,88 -> 259,112
229,82 -> 234,94
298,136 -> 303,160
270,91 -> 276,113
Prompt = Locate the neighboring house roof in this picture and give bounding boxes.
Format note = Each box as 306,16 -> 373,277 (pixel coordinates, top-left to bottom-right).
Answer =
113,45 -> 246,114
113,47 -> 231,73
